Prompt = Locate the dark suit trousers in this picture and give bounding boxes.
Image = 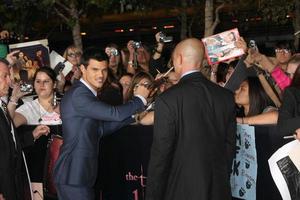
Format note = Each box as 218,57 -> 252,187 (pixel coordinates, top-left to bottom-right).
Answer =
56,184 -> 94,200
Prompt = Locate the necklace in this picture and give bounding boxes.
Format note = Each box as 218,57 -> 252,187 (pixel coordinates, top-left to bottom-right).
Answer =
37,98 -> 54,123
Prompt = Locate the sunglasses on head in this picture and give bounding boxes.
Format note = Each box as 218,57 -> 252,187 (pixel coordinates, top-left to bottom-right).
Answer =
275,48 -> 291,54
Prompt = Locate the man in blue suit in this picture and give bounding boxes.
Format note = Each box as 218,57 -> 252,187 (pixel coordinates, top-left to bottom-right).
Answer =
53,48 -> 149,200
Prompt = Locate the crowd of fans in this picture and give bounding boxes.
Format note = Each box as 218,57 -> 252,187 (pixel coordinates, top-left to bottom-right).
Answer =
1,29 -> 300,199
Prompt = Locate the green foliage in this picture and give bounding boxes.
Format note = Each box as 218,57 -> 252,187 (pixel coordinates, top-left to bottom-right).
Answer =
0,0 -> 43,38
259,0 -> 295,24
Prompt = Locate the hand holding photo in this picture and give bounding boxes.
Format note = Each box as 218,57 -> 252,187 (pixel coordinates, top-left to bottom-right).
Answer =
202,28 -> 245,65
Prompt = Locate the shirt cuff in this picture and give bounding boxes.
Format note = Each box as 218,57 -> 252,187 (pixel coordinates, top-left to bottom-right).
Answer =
134,95 -> 147,106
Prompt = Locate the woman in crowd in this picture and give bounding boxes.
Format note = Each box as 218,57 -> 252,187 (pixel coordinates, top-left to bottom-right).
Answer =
63,45 -> 82,84
124,71 -> 155,125
277,64 -> 300,140
124,71 -> 154,102
105,43 -> 126,81
8,67 -> 61,199
119,73 -> 133,103
235,76 -> 278,125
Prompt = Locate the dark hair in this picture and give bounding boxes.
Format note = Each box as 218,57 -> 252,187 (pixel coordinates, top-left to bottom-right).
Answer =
106,43 -> 126,79
81,47 -> 109,68
275,41 -> 295,54
290,64 -> 300,88
216,62 -> 229,83
0,58 -> 9,66
228,60 -> 238,69
247,77 -> 274,116
33,67 -> 56,83
288,54 -> 300,65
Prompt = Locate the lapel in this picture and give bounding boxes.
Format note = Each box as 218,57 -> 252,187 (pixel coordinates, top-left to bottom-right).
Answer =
0,109 -> 18,151
77,80 -> 97,98
0,108 -> 11,131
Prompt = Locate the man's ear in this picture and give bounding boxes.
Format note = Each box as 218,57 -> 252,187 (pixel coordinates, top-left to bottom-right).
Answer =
178,54 -> 183,65
80,64 -> 85,74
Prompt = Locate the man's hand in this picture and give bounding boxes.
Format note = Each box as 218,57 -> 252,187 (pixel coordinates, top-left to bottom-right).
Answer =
32,125 -> 50,140
134,84 -> 150,99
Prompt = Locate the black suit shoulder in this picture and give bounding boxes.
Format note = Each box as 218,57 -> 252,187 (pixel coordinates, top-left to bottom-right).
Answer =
159,72 -> 233,103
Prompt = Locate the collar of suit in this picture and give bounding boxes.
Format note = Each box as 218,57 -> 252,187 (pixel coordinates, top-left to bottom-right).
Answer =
180,71 -> 205,83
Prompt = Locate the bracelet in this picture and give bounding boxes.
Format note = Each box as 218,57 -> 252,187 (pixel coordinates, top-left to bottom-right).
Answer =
128,61 -> 133,65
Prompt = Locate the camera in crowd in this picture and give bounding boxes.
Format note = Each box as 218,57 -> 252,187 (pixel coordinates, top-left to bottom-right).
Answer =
54,62 -> 65,76
110,48 -> 119,56
159,32 -> 173,43
131,41 -> 142,49
249,40 -> 258,53
20,82 -> 33,93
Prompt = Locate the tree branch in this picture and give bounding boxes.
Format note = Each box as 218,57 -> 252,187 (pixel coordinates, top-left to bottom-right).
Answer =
211,2 -> 225,31
78,9 -> 84,16
55,1 -> 72,13
54,7 -> 69,23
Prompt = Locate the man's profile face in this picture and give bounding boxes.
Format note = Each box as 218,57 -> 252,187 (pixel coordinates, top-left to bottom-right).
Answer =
81,59 -> 108,91
0,62 -> 11,97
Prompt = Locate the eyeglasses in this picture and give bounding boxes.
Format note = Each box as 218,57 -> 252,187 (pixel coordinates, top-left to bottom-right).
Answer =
275,48 -> 291,54
67,52 -> 81,58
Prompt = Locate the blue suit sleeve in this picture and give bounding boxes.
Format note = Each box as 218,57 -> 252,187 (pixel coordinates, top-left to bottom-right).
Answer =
102,117 -> 135,137
72,88 -> 145,121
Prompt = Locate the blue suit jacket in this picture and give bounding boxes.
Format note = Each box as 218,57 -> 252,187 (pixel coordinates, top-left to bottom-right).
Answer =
53,81 -> 145,187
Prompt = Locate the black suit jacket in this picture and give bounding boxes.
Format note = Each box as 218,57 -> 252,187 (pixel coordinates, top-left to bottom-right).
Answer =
0,109 -> 34,200
146,72 -> 236,200
277,86 -> 300,136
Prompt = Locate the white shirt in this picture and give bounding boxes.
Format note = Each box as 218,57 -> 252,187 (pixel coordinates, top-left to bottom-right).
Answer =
16,99 -> 62,125
181,70 -> 200,79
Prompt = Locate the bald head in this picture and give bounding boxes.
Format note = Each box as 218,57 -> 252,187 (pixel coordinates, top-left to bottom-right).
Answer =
172,38 -> 204,76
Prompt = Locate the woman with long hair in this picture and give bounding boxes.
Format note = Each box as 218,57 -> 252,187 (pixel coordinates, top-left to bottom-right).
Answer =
277,63 -> 300,140
235,76 -> 278,125
124,71 -> 154,103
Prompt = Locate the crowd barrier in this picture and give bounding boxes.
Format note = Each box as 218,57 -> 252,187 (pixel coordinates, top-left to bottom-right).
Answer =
17,124 -> 288,200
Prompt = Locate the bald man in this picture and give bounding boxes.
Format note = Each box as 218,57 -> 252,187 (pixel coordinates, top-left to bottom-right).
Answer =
146,38 -> 236,200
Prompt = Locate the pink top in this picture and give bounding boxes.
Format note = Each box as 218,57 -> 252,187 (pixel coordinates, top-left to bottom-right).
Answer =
271,66 -> 291,90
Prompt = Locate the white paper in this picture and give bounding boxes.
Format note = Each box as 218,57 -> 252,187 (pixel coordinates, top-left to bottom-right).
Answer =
268,140 -> 300,200
49,51 -> 73,77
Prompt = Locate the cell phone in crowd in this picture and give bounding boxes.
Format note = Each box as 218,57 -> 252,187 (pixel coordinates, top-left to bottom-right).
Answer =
249,40 -> 258,54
